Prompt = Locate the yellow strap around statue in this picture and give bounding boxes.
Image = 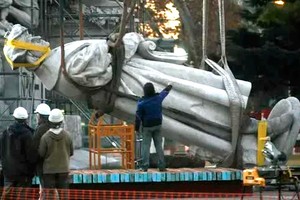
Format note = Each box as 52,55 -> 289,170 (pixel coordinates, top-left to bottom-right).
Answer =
4,39 -> 51,68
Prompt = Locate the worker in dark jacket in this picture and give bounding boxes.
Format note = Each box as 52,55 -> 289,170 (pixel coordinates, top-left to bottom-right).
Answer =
39,109 -> 73,200
0,107 -> 36,199
135,82 -> 172,172
32,103 -> 51,200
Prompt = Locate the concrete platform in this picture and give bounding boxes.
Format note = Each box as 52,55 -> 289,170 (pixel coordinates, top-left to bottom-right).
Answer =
70,149 -> 121,170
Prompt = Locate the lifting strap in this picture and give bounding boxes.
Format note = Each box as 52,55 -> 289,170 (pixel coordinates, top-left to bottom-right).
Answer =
101,44 -> 126,113
93,43 -> 140,112
4,39 -> 51,69
201,0 -> 244,167
58,41 -> 139,113
217,0 -> 244,167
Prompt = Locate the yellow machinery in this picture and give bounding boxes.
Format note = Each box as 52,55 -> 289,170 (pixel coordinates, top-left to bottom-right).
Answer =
88,113 -> 135,169
243,167 -> 266,187
242,120 -> 300,200
243,120 -> 268,187
242,165 -> 299,200
257,120 -> 267,166
242,120 -> 268,187
242,119 -> 268,187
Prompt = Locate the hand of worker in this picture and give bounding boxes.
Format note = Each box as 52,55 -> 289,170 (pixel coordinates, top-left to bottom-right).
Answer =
166,83 -> 173,91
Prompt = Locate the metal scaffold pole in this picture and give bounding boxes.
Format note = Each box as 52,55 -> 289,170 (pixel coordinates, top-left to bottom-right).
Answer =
59,0 -> 66,75
79,0 -> 84,40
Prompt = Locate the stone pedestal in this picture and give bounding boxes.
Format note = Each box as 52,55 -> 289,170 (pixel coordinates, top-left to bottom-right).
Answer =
64,115 -> 83,149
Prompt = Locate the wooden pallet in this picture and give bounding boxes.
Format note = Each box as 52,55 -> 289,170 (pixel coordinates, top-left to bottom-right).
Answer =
33,168 -> 242,184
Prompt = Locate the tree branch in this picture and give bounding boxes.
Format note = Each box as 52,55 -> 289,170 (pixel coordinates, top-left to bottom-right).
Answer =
108,0 -> 137,48
174,0 -> 202,67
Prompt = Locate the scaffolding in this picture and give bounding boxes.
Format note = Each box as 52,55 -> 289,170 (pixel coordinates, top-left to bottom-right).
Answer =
39,0 -> 130,45
0,0 -> 138,137
88,114 -> 135,169
0,0 -> 166,122
0,0 -> 46,129
37,0 -> 135,113
0,67 -> 45,131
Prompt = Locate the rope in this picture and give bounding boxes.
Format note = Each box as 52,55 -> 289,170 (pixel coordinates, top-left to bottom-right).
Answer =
200,0 -> 208,69
218,0 -> 226,60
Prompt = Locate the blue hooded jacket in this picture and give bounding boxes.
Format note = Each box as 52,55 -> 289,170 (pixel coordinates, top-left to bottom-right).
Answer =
135,85 -> 172,131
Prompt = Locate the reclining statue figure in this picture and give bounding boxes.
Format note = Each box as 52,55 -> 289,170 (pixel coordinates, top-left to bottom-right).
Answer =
4,24 -> 300,168
0,0 -> 39,29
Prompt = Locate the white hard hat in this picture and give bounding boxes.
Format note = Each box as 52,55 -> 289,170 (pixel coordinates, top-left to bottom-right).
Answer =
13,107 -> 29,119
34,103 -> 51,115
48,109 -> 64,123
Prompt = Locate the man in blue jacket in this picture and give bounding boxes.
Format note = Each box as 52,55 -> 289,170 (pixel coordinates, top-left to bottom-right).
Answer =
135,82 -> 172,172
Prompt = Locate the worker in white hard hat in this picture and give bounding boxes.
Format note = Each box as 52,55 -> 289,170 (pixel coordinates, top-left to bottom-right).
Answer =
32,103 -> 51,200
0,107 -> 36,199
38,109 -> 73,200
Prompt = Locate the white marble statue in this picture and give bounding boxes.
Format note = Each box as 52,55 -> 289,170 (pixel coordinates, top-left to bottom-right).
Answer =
4,24 -> 300,168
0,0 -> 39,29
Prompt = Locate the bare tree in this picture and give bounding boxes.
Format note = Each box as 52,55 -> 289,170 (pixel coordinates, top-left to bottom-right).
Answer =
174,0 -> 241,68
174,0 -> 202,68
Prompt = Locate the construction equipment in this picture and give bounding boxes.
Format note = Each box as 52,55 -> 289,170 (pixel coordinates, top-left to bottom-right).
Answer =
88,113 -> 135,169
243,167 -> 266,187
242,138 -> 300,200
257,120 -> 268,166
